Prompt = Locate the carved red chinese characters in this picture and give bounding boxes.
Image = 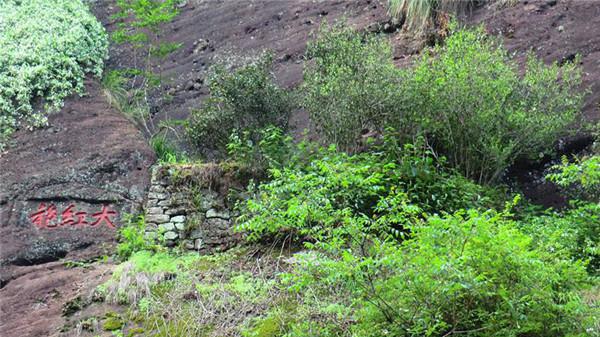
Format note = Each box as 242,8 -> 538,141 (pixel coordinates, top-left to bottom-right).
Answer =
29,203 -> 118,229
90,205 -> 117,228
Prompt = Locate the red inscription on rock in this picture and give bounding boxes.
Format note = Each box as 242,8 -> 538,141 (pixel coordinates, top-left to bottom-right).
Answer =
90,205 -> 117,228
29,203 -> 118,229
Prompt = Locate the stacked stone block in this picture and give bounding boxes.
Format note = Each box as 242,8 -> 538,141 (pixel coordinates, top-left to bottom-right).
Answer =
144,165 -> 238,252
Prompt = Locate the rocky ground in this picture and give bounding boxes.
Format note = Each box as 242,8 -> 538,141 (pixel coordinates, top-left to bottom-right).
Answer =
1,0 -> 599,336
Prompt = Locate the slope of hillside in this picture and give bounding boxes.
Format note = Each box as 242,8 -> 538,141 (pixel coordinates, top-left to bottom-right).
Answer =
469,0 -> 600,122
1,0 -> 599,336
98,0 -> 599,131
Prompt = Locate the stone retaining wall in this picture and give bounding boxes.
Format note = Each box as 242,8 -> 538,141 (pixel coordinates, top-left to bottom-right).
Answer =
144,164 -> 240,252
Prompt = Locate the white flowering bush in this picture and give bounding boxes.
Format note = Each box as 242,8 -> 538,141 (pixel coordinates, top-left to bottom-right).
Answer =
0,0 -> 108,150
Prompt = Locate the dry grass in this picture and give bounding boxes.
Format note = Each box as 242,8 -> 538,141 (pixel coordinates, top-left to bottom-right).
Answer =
104,261 -> 170,305
98,246 -> 297,337
136,249 -> 290,337
387,0 -> 467,32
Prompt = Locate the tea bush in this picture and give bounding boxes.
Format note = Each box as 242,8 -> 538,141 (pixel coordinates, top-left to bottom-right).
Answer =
303,24 -> 583,183
404,26 -> 583,183
227,126 -> 295,172
283,209 -> 596,337
303,23 -> 405,151
186,54 -> 294,156
0,0 -> 108,150
236,137 -> 496,241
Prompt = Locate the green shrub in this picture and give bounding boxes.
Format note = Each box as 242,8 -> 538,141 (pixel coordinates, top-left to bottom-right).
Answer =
519,202 -> 600,275
284,209 -> 595,337
303,24 -> 583,183
186,54 -> 293,156
117,215 -> 159,260
403,26 -> 583,183
236,138 -> 496,241
547,155 -> 600,201
150,136 -> 188,164
227,126 -> 295,172
303,23 -> 404,151
0,0 -> 108,150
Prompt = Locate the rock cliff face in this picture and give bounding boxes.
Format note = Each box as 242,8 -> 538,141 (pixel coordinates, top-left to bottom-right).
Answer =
0,80 -> 155,284
0,80 -> 154,336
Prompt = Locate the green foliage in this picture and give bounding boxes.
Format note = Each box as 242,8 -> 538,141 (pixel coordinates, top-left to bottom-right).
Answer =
102,69 -> 130,113
519,202 -> 600,275
236,138 -> 496,241
116,215 -> 159,260
547,155 -> 600,201
112,0 -> 179,46
242,307 -> 295,337
114,248 -> 283,337
103,313 -> 125,331
304,23 -> 584,183
105,250 -> 201,305
186,54 -> 294,155
150,136 -> 188,164
404,25 -> 584,183
97,16 -> 596,337
101,68 -> 164,132
284,209 -> 595,337
108,0 -> 181,134
150,41 -> 183,58
227,126 -> 294,172
123,250 -> 199,275
303,23 -> 403,151
0,0 -> 108,150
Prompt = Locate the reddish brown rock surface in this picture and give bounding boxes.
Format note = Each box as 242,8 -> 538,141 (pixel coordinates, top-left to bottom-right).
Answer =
0,80 -> 154,336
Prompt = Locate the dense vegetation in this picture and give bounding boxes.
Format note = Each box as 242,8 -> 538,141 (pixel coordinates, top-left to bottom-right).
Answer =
303,22 -> 582,183
186,55 -> 293,155
105,21 -> 598,337
7,1 -> 596,336
0,0 -> 108,150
